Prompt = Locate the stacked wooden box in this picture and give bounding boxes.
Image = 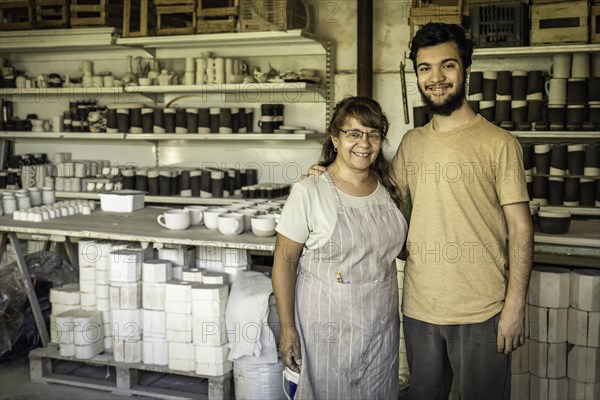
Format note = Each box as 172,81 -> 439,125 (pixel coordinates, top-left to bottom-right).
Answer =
122,0 -> 156,37
0,0 -> 34,30
70,0 -> 122,28
155,0 -> 196,35
530,0 -> 590,45
408,0 -> 464,40
35,0 -> 70,28
196,0 -> 237,34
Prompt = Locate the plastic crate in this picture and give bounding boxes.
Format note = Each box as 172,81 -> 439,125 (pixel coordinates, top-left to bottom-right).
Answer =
470,1 -> 529,48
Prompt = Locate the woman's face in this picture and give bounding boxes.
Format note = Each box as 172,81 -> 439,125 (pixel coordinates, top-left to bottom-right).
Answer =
331,117 -> 382,172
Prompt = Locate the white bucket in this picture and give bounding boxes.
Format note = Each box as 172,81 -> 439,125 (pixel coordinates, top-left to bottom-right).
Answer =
283,367 -> 299,400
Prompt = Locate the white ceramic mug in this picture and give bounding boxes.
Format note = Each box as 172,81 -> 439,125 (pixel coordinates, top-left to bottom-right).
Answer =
185,205 -> 208,226
204,208 -> 228,231
549,53 -> 571,78
50,115 -> 64,133
157,209 -> 191,230
545,78 -> 567,105
251,215 -> 277,237
218,213 -> 244,236
238,208 -> 259,231
571,53 -> 590,79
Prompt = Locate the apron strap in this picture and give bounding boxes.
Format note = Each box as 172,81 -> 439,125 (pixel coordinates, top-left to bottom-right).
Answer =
323,170 -> 345,211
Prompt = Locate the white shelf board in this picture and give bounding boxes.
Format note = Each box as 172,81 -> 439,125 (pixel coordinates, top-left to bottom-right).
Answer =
540,205 -> 600,217
117,30 -> 327,55
473,44 -> 600,57
0,132 -> 125,140
54,191 -> 253,206
126,133 -> 320,141
0,87 -> 124,95
125,82 -> 320,94
0,28 -> 118,53
511,131 -> 600,139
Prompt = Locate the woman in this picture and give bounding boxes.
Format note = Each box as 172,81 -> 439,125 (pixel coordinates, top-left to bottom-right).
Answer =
272,96 -> 409,399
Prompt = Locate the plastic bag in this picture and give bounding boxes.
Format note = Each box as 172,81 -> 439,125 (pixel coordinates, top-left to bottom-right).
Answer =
0,251 -> 77,359
234,357 -> 286,400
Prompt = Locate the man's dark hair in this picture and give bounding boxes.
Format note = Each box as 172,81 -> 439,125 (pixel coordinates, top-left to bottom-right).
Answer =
409,23 -> 474,72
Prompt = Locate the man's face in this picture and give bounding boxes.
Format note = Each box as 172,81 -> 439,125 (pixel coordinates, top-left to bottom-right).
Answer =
415,41 -> 467,116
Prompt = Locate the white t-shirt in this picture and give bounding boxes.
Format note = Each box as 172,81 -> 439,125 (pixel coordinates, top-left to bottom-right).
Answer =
276,173 -> 392,250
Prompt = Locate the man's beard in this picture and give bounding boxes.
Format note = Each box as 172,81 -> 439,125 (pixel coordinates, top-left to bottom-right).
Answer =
418,76 -> 466,117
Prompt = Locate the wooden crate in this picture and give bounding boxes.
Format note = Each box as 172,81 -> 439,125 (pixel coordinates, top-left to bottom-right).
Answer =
29,344 -> 233,400
122,0 -> 156,37
531,0 -> 590,45
239,0 -> 308,32
196,0 -> 237,33
0,0 -> 35,30
592,5 -> 600,43
409,0 -> 464,40
70,0 -> 122,27
35,0 -> 69,28
155,0 -> 196,35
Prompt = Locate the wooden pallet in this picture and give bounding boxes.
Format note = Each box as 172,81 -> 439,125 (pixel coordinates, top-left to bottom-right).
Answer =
122,0 -> 156,37
35,0 -> 69,28
0,0 -> 35,30
70,0 -> 121,27
29,344 -> 233,400
155,0 -> 196,35
196,1 -> 237,34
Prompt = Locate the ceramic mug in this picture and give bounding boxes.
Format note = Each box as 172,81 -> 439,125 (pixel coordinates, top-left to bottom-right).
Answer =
571,53 -> 590,79
217,213 -> 244,236
549,53 -> 571,78
185,205 -> 208,226
251,215 -> 277,237
204,207 -> 228,230
157,209 -> 191,230
545,78 -> 567,105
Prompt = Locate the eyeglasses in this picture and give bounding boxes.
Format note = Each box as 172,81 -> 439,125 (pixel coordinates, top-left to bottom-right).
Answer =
341,130 -> 384,143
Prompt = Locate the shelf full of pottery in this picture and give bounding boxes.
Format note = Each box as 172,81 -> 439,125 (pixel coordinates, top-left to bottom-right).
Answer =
415,61 -> 599,133
524,144 -> 600,220
0,151 -> 291,205
0,98 -> 318,137
0,55 -> 325,99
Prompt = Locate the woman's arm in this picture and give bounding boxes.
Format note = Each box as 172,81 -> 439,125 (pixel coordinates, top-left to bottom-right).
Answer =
272,232 -> 305,372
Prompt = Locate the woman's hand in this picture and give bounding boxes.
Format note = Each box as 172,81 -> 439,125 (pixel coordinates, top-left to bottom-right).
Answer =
279,323 -> 302,373
300,163 -> 326,180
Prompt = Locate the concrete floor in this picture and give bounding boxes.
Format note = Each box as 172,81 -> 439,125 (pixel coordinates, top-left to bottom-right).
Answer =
1,353 -> 409,400
0,355 -> 148,400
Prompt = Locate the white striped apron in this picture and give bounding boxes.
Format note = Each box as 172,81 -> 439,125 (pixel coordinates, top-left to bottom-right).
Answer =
294,171 -> 408,399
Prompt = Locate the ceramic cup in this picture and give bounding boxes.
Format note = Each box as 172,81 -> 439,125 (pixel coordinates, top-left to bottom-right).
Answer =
545,78 -> 567,105
185,205 -> 208,226
157,209 -> 191,230
251,214 -> 277,237
571,53 -> 590,79
218,213 -> 244,236
549,53 -> 571,78
204,207 -> 229,231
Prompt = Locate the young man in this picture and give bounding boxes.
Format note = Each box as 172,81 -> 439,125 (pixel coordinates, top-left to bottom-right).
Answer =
393,23 -> 533,399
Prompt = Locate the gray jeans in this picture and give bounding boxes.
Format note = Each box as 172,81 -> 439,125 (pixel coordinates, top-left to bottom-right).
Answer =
403,313 -> 510,400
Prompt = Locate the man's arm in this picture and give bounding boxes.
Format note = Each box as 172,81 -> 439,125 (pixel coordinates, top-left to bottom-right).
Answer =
497,201 -> 533,354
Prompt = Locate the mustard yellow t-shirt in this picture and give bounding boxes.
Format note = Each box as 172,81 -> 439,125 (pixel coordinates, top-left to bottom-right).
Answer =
392,114 -> 529,324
